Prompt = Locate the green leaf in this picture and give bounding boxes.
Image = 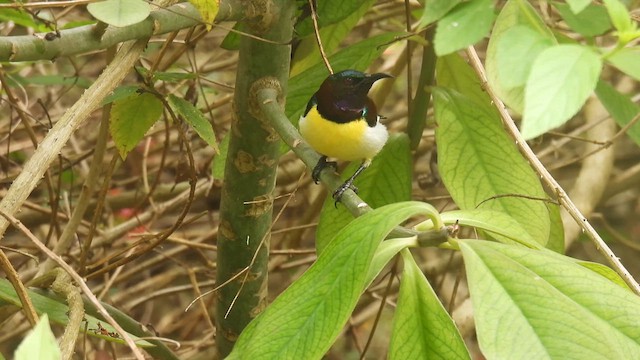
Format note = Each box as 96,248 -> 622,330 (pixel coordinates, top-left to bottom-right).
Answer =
602,0 -> 634,34
417,0 -> 461,28
287,32 -> 402,125
439,209 -> 542,248
486,0 -> 555,114
594,80 -> 640,146
607,47 -> 640,81
565,0 -> 592,13
0,279 -> 153,347
545,204 -> 565,253
315,134 -> 412,253
460,240 -> 640,359
87,0 -> 150,27
167,94 -> 218,152
291,0 -> 376,76
220,22 -> 242,50
435,54 -> 551,246
295,0 -> 364,37
522,45 -> 602,139
389,250 -> 470,360
365,237 -> 417,287
110,92 -> 163,159
15,314 -> 60,360
0,7 -> 50,32
577,260 -> 629,290
188,0 -> 219,31
434,0 -> 496,56
103,85 -> 141,105
552,2 -> 612,37
211,132 -> 230,180
496,25 -> 555,88
228,202 -> 440,359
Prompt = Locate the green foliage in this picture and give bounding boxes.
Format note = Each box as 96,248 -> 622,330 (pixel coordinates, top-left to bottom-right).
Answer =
389,250 -> 470,360
291,0 -> 376,76
417,0 -> 461,28
434,0 -> 495,56
14,314 -> 60,360
595,81 -> 640,145
87,0 -> 150,27
486,0 -> 554,114
607,46 -> 640,81
522,45 -> 602,139
167,95 -> 219,152
228,202 -> 442,359
434,54 -> 554,247
552,2 -> 612,37
110,92 -> 163,159
460,240 -> 640,359
0,279 -> 152,347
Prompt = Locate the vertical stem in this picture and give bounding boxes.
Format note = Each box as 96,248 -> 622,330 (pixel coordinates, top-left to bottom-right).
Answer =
215,0 -> 295,356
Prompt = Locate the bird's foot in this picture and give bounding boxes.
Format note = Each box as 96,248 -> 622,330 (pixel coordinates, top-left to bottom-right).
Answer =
332,180 -> 358,207
312,156 -> 337,184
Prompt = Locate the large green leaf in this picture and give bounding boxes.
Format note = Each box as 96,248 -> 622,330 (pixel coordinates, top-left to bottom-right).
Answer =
594,80 -> 640,146
228,202 -> 440,359
435,54 -> 551,246
14,314 -> 60,360
315,134 -> 412,253
87,0 -> 150,27
434,0 -> 496,56
521,45 -> 602,139
486,0 -> 555,113
460,240 -> 640,359
389,250 -> 470,360
110,92 -> 163,159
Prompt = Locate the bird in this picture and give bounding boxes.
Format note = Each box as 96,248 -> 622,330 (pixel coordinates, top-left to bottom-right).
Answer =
299,69 -> 392,202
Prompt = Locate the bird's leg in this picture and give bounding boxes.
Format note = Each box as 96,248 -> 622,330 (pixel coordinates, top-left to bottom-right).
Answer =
333,160 -> 370,203
312,155 -> 338,184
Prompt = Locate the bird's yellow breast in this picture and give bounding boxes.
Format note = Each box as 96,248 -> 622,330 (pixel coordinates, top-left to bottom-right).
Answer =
299,105 -> 388,161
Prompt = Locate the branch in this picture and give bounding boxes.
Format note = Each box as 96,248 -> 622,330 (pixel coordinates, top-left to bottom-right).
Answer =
255,85 -> 450,246
464,46 -> 640,296
0,1 -> 245,62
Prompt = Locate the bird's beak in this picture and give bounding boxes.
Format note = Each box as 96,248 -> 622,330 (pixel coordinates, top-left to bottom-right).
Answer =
368,73 -> 393,82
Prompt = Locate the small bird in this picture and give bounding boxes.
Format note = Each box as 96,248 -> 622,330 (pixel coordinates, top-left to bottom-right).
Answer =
299,69 -> 391,201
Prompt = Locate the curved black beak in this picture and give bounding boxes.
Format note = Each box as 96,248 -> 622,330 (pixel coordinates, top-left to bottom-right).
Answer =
368,73 -> 393,82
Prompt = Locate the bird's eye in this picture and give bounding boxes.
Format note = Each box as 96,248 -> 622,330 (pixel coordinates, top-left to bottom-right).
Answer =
344,77 -> 355,84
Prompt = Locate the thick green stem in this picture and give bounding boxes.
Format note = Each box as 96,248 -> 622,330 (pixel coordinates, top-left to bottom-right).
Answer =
215,0 -> 294,356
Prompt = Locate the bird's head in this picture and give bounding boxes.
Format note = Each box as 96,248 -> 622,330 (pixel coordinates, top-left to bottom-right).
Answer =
319,70 -> 392,100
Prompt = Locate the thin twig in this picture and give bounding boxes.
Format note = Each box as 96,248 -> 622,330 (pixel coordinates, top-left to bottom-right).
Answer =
308,0 -> 333,74
464,46 -> 640,295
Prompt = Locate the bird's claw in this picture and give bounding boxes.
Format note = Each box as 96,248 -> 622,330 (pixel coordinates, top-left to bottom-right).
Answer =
332,181 -> 358,207
312,156 -> 337,184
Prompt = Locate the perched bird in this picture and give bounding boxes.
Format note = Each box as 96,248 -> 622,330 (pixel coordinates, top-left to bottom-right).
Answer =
299,69 -> 391,201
